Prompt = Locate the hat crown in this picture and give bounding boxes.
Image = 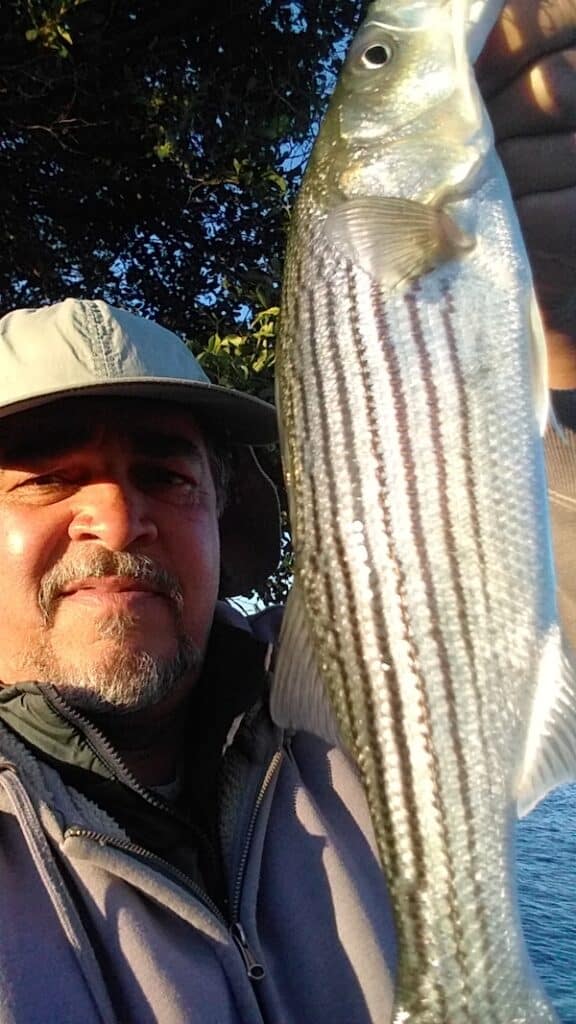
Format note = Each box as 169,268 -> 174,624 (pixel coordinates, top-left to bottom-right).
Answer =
0,298 -> 210,394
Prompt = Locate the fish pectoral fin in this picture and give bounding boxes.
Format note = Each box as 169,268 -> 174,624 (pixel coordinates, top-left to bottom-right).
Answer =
269,579 -> 341,745
516,627 -> 576,817
324,197 -> 474,289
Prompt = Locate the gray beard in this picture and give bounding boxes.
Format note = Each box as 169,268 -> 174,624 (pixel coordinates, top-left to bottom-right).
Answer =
22,551 -> 204,714
20,611 -> 202,714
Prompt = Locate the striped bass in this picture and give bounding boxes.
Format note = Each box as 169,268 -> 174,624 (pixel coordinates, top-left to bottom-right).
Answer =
271,0 -> 576,1021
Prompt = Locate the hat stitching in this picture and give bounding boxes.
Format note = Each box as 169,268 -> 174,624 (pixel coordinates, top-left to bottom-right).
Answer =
82,299 -> 115,378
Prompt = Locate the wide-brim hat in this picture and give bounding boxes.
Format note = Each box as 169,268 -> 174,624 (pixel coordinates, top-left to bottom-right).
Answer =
0,298 -> 281,597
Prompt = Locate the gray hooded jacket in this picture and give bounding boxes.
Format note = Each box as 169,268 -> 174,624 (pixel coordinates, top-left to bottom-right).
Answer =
0,606 -> 397,1024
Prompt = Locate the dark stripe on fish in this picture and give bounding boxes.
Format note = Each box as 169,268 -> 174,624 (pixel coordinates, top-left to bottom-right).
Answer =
440,285 -> 491,611
292,259 -> 359,745
343,267 -> 438,893
405,285 -> 498,1012
303,271 -> 393,789
367,278 -> 472,1008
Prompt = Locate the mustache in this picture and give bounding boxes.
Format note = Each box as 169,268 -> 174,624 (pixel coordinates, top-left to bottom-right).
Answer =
38,551 -> 184,624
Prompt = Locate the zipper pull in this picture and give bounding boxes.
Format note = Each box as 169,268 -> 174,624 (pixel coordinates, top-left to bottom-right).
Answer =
230,922 -> 265,981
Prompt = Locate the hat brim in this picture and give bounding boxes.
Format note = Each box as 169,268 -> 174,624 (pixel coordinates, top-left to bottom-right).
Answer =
0,377 -> 278,447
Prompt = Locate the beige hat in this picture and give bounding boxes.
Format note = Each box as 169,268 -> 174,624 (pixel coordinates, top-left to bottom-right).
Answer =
0,298 -> 281,597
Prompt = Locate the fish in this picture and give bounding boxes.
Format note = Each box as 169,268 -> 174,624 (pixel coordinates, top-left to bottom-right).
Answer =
271,0 -> 576,1021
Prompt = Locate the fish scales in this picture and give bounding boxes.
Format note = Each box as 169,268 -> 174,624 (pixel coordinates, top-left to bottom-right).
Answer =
273,1 -> 575,1020
280,186 -> 548,1022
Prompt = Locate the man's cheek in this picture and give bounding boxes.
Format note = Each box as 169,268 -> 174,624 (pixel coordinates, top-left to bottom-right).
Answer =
4,527 -> 27,557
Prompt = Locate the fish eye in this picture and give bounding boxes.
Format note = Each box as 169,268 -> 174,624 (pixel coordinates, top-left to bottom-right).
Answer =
361,43 -> 393,70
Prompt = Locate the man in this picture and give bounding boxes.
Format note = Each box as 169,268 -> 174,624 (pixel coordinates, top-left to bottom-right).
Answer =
0,299 -> 398,1022
0,3 -> 575,1023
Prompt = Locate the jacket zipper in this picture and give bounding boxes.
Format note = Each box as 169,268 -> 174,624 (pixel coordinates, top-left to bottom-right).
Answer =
225,748 -> 283,982
43,687 -> 280,982
42,687 -> 183,819
64,826 -> 227,923
231,749 -> 283,924
230,922 -> 266,981
66,824 -> 269,981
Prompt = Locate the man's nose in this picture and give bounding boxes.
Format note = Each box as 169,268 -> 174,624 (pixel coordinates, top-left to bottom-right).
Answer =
68,481 -> 159,549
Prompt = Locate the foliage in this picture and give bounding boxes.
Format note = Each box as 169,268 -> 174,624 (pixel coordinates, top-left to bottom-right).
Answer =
0,0 -> 363,600
0,0 -> 361,328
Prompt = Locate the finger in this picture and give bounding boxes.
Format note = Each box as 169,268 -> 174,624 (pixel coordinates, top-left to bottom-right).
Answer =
477,0 -> 576,96
486,47 -> 576,138
498,132 -> 576,196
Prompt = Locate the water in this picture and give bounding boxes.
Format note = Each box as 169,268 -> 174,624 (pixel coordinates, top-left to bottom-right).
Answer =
518,784 -> 576,1023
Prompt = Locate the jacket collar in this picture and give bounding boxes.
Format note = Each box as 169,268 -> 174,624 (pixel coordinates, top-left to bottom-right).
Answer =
0,604 -> 271,788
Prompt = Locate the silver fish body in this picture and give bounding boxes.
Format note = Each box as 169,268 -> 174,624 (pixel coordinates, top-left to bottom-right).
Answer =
273,1 -> 576,1021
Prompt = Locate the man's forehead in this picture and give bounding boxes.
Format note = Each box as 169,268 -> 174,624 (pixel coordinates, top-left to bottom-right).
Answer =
0,397 -> 208,463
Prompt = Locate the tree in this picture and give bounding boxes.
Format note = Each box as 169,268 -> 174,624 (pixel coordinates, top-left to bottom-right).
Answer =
0,0 -> 363,600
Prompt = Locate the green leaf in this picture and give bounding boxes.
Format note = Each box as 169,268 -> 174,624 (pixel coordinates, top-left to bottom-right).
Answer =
154,140 -> 174,160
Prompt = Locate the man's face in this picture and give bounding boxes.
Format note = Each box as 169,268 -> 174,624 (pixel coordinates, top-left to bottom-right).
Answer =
0,397 -> 221,712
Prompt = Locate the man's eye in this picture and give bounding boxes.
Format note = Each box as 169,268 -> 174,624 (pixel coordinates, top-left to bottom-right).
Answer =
10,472 -> 76,504
23,473 -> 69,488
138,467 -> 199,497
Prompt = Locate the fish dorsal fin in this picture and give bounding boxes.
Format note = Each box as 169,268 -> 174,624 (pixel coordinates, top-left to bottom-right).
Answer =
270,579 -> 341,745
324,197 -> 473,290
516,626 -> 576,816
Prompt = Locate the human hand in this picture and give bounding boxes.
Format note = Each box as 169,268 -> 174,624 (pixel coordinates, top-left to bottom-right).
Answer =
476,0 -> 576,388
